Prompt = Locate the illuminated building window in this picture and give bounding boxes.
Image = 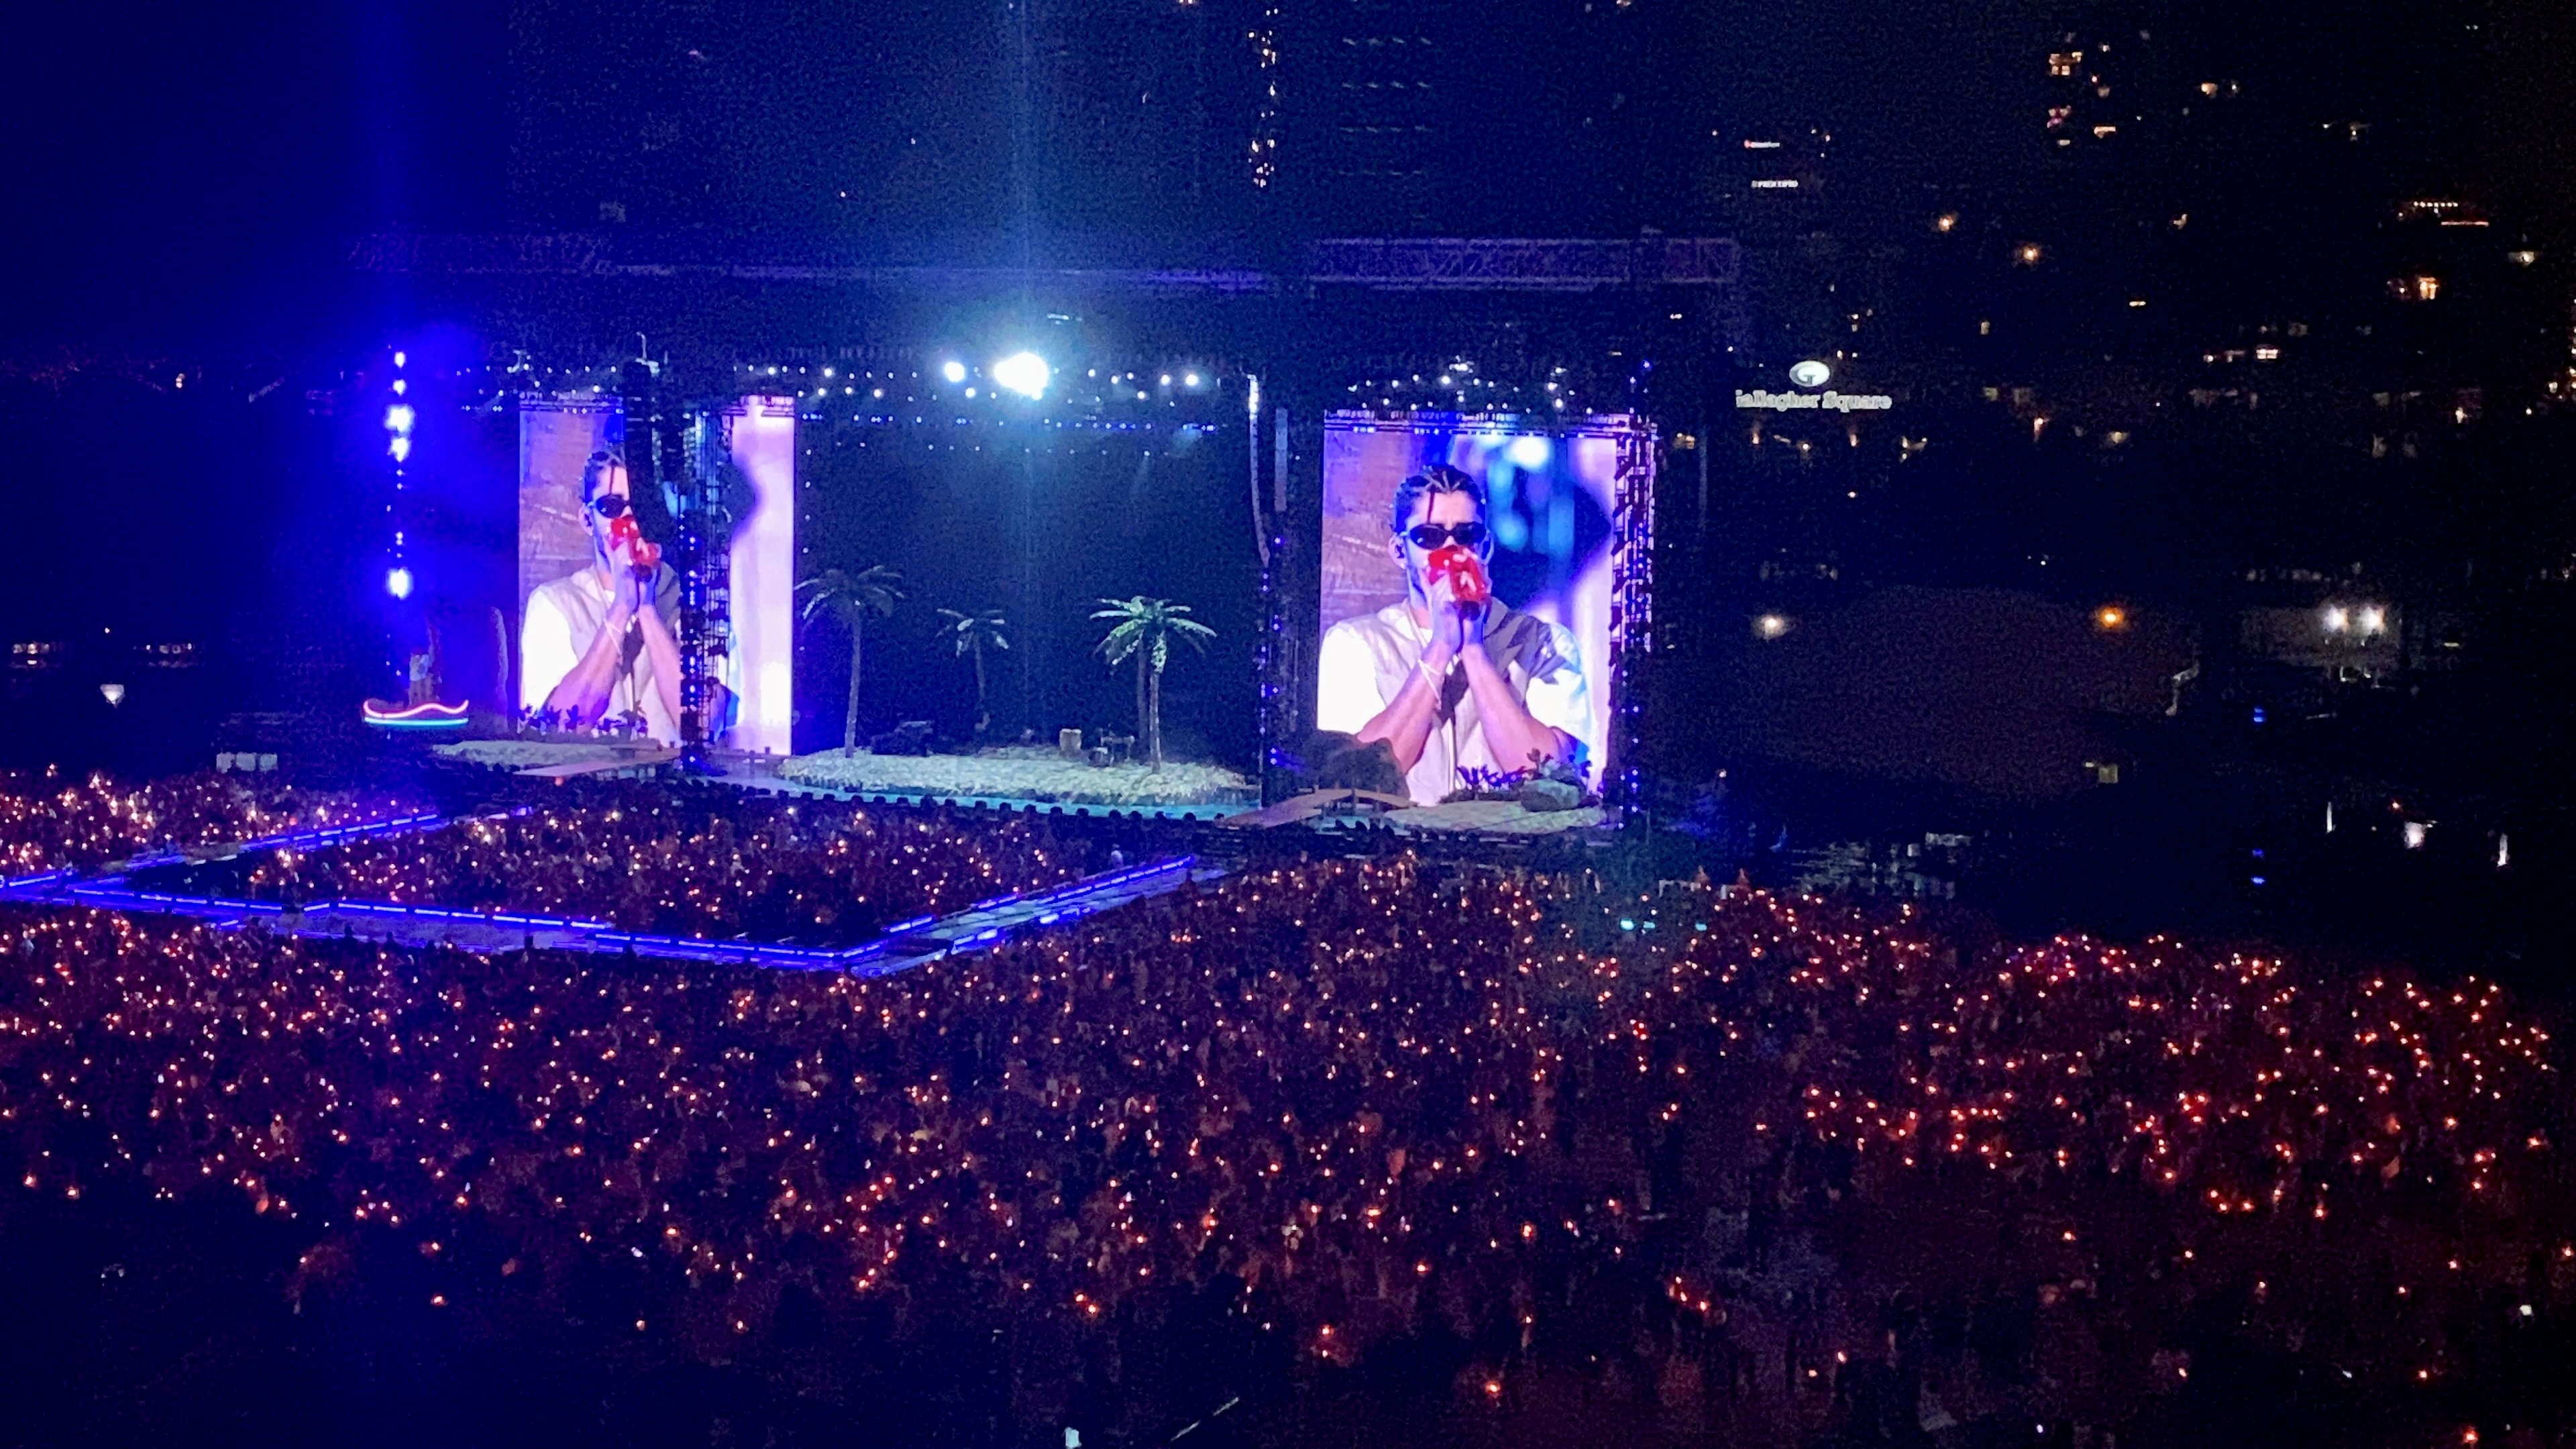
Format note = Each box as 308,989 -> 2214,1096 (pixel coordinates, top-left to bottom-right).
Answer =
2049,51 -> 2081,76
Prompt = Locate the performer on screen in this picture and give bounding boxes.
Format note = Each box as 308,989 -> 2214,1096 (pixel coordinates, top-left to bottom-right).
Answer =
519,451 -> 727,743
1316,464 -> 1591,806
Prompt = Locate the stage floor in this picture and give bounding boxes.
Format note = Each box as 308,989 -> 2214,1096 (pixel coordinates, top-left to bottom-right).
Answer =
432,739 -> 1258,820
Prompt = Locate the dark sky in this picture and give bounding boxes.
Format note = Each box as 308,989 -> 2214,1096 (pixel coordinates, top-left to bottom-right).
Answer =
5,0 -> 2571,343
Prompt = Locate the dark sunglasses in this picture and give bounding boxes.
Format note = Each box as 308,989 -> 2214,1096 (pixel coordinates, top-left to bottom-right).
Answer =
1403,521 -> 1488,550
586,494 -> 632,519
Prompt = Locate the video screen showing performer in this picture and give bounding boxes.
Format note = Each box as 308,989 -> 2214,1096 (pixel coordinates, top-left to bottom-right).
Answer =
519,449 -> 728,741
1318,463 -> 1589,804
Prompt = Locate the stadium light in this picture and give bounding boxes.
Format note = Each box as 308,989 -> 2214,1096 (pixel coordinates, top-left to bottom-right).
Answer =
386,567 -> 413,600
992,352 -> 1050,399
941,360 -> 968,384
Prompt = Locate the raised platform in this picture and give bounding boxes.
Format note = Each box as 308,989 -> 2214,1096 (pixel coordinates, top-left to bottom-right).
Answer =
429,740 -> 1257,820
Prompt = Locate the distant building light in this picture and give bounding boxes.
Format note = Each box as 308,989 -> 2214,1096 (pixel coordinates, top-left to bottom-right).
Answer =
2254,345 -> 2282,361
1755,613 -> 1793,640
2016,243 -> 2043,264
2091,123 -> 2118,138
1741,139 -> 1782,149
1750,178 -> 1799,189
2508,249 -> 2538,266
1933,212 -> 1958,232
2095,605 -> 2128,631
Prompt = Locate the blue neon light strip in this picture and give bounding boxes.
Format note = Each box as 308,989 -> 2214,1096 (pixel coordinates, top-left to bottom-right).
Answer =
1,852 -> 1203,975
119,810 -> 466,873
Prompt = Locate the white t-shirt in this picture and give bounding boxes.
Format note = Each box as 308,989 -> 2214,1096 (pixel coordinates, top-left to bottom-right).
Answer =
519,564 -> 683,741
1316,600 -> 1591,806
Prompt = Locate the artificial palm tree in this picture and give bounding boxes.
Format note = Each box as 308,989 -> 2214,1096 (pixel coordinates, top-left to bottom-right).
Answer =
935,607 -> 1010,737
1091,596 -> 1215,771
797,565 -> 906,753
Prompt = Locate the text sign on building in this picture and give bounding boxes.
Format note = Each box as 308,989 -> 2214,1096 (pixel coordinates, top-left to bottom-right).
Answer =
1735,389 -> 1893,412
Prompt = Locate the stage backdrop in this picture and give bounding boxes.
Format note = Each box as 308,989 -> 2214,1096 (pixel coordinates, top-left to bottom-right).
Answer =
1319,411 -> 1646,788
515,395 -> 792,749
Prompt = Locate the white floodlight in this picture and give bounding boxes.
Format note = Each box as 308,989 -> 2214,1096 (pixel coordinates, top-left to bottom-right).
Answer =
941,360 -> 968,384
992,352 -> 1051,399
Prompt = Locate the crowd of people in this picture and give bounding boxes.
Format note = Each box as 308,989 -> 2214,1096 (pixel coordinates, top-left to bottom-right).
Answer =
240,786 -> 1104,945
2,809 -> 2568,1445
0,769 -> 421,875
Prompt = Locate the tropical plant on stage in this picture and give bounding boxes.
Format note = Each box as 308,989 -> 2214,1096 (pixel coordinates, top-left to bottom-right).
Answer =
797,565 -> 906,753
935,606 -> 1010,737
1091,596 -> 1215,771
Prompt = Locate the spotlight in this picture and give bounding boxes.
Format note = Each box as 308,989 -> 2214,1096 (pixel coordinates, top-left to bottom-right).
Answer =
941,360 -> 968,384
386,567 -> 414,600
1505,436 -> 1552,468
992,352 -> 1051,399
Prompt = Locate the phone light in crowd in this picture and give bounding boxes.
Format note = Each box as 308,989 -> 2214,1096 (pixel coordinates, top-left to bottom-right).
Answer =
941,360 -> 968,384
1755,612 -> 1794,640
991,352 -> 1050,399
386,567 -> 413,600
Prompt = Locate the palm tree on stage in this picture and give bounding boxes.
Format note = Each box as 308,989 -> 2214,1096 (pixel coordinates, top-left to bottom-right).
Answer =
936,607 -> 1010,737
797,565 -> 906,753
1091,596 -> 1215,771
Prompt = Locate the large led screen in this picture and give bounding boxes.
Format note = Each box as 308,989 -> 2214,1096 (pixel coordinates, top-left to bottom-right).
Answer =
515,396 -> 793,749
1316,411 -> 1642,806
